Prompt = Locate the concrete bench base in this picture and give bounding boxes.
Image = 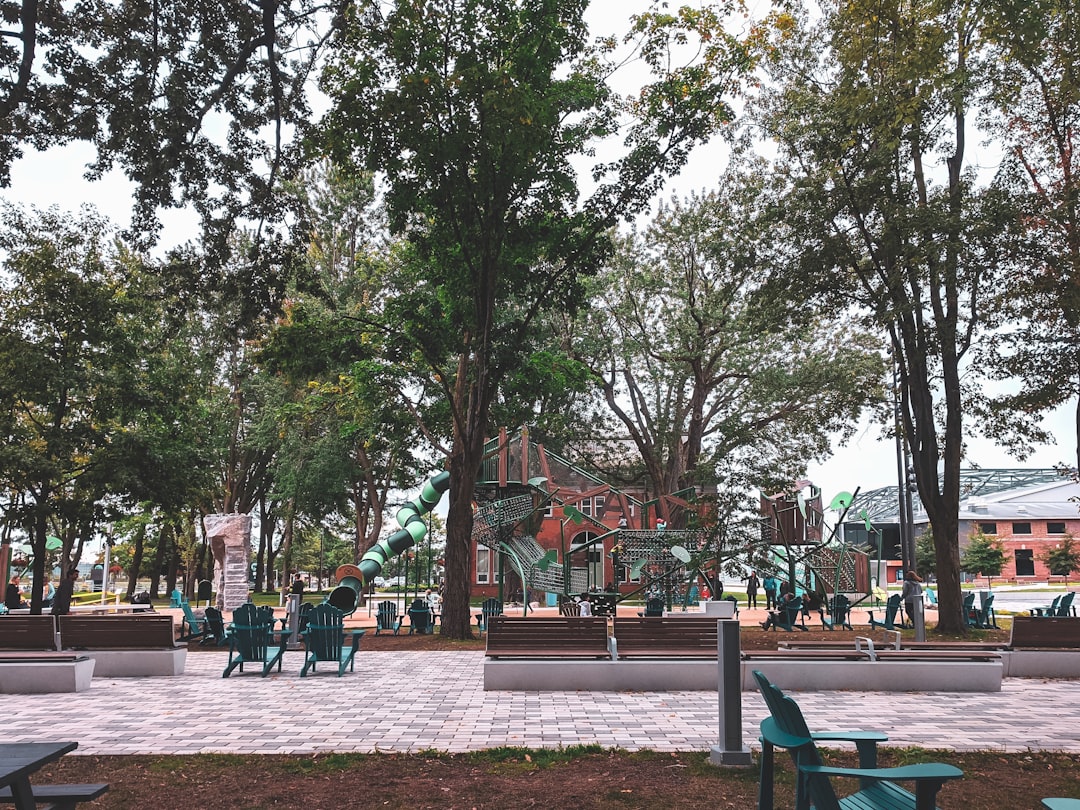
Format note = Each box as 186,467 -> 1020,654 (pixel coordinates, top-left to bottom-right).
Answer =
82,648 -> 187,677
1002,650 -> 1080,678
484,658 -> 1004,692
0,657 -> 95,693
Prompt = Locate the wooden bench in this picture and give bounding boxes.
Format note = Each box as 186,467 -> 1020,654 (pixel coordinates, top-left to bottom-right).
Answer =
612,617 -> 721,658
0,615 -> 58,650
58,615 -> 186,677
0,782 -> 108,808
58,615 -> 179,649
485,616 -> 610,658
1009,616 -> 1080,649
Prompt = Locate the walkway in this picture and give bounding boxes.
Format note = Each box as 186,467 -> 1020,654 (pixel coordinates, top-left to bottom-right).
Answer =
8,651 -> 1080,756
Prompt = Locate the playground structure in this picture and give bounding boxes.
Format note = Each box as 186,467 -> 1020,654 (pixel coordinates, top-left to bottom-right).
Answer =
329,428 -> 877,618
470,428 -> 875,616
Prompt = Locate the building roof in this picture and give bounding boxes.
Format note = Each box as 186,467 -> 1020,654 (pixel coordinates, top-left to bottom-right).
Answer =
849,468 -> 1073,523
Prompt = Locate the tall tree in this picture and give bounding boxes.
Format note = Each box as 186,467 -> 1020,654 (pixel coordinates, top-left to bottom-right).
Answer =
756,0 -> 1003,632
320,0 -> 759,637
978,0 -> 1080,473
566,169 -> 885,512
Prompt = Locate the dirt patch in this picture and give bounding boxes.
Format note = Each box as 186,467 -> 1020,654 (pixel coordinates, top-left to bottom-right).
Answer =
38,748 -> 1080,809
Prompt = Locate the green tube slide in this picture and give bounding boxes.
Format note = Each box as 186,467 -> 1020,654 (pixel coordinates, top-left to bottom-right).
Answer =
355,471 -> 450,587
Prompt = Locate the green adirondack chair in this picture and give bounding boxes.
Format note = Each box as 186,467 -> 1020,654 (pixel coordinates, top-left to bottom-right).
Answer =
868,594 -> 905,631
475,598 -> 504,637
201,606 -> 230,646
407,603 -> 433,635
300,603 -> 364,676
375,601 -> 402,635
639,596 -> 665,617
753,670 -> 963,810
821,594 -> 853,631
1032,595 -> 1062,617
222,603 -> 287,677
971,594 -> 998,629
1054,592 -> 1076,617
962,593 -> 979,628
177,600 -> 205,642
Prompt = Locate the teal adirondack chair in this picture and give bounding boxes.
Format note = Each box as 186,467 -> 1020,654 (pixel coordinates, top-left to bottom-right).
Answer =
868,594 -> 905,631
821,594 -> 853,631
177,601 -> 205,642
169,589 -> 184,608
407,604 -> 433,635
222,603 -> 287,677
1043,799 -> 1080,809
375,601 -> 403,635
475,598 -> 504,637
639,596 -> 665,618
300,603 -> 364,676
753,670 -> 963,810
773,596 -> 808,631
201,606 -> 229,646
962,593 -> 979,627
1032,595 -> 1062,617
971,594 -> 998,629
1054,592 -> 1076,617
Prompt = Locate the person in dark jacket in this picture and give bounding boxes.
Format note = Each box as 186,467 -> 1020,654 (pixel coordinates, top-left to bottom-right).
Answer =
51,568 -> 79,616
5,576 -> 24,610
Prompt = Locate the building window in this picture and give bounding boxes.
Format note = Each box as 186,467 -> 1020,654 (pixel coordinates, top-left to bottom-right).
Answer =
580,497 -> 592,517
1012,522 -> 1032,535
979,522 -> 997,535
1047,522 -> 1067,535
476,548 -> 490,584
594,496 -> 606,517
542,502 -> 553,518
1015,548 -> 1035,577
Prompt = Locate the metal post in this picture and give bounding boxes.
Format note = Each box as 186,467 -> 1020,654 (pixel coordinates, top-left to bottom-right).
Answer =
709,619 -> 753,766
913,594 -> 925,642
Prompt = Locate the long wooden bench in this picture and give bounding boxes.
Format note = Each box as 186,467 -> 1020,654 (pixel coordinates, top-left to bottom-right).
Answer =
485,616 -> 610,658
612,617 -> 721,658
0,782 -> 108,808
0,615 -> 58,650
1009,616 -> 1080,649
58,614 -> 186,677
58,614 -> 179,649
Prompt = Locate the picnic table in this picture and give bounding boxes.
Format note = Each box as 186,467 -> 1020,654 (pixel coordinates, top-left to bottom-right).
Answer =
0,741 -> 107,809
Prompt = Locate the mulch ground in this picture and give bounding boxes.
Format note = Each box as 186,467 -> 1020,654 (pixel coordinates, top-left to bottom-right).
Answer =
39,623 -> 1078,809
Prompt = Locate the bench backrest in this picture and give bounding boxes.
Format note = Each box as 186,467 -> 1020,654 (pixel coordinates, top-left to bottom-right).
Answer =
613,617 -> 719,650
1009,616 -> 1080,649
485,616 -> 608,653
59,615 -> 179,649
0,615 -> 57,650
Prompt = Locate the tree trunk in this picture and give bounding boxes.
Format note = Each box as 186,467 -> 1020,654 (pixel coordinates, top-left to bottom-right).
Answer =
125,523 -> 147,599
441,451 -> 478,639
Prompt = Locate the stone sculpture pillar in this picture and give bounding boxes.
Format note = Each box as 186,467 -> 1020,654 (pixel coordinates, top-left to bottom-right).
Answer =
204,514 -> 252,611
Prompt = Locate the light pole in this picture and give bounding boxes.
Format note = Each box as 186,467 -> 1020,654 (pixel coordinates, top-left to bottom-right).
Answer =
892,349 -> 916,577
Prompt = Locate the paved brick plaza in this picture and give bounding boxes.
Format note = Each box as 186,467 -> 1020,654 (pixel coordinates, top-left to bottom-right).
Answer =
7,650 -> 1080,755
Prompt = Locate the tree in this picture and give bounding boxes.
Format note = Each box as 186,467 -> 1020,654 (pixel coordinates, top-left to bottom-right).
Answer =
1,0 -> 330,245
1042,534 -> 1080,585
756,0 -> 1005,633
565,169 -> 886,511
319,0 -> 760,637
960,530 -> 1007,589
977,0 -> 1080,474
915,527 -> 937,581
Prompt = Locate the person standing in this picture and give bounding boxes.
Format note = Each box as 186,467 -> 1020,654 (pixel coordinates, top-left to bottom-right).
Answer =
290,573 -> 306,597
901,570 -> 923,625
762,574 -> 779,610
746,571 -> 760,609
51,568 -> 79,616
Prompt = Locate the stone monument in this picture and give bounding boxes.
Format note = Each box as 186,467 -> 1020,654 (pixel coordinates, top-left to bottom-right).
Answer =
204,514 -> 252,611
